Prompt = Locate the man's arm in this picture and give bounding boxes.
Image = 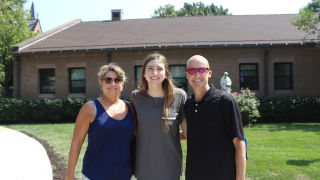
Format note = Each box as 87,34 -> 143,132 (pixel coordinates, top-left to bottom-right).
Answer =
233,137 -> 246,180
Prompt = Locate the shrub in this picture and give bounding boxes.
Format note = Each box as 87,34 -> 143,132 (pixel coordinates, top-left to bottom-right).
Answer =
0,98 -> 90,124
258,96 -> 320,123
2,95 -> 319,124
232,89 -> 260,127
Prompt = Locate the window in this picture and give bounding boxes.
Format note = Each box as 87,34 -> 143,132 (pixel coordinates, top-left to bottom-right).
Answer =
39,69 -> 55,94
69,68 -> 86,93
239,63 -> 258,90
274,63 -> 293,90
135,66 -> 143,87
170,65 -> 187,92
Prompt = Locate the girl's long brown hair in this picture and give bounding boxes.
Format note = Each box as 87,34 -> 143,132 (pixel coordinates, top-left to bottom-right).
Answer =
139,53 -> 176,131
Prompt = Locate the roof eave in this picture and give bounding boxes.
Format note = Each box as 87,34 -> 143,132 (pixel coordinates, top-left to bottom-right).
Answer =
12,18 -> 82,54
14,42 -> 319,56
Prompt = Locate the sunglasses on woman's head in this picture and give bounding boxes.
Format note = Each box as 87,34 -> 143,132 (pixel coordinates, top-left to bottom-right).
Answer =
186,68 -> 210,75
103,77 -> 123,84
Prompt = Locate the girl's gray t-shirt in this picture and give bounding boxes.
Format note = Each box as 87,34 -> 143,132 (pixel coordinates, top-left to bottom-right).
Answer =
130,88 -> 186,180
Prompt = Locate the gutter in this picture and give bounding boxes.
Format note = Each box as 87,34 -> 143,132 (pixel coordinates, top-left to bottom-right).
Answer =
13,42 -> 319,56
264,49 -> 269,96
107,52 -> 111,63
17,57 -> 21,98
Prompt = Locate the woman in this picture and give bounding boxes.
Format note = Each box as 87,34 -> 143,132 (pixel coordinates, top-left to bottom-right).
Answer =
66,63 -> 134,180
130,53 -> 187,180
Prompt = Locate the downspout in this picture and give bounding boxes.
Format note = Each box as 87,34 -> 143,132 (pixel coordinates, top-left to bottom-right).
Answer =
107,52 -> 111,63
263,49 -> 269,96
14,56 -> 21,98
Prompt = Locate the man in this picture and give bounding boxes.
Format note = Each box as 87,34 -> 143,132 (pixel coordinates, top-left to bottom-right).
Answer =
185,55 -> 246,180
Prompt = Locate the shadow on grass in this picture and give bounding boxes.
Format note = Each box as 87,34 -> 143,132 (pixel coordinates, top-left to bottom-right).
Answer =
287,159 -> 320,166
266,123 -> 320,134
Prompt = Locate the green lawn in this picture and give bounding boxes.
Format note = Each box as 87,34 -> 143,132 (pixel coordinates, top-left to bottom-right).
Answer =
3,123 -> 320,179
245,123 -> 320,180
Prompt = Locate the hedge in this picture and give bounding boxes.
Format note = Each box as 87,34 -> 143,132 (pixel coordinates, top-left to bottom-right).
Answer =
258,96 -> 320,123
0,98 -> 91,124
0,96 -> 319,124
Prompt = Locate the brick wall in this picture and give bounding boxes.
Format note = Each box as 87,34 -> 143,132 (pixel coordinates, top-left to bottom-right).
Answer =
14,46 -> 320,99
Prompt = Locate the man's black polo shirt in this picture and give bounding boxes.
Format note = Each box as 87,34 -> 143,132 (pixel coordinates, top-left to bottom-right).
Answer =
185,84 -> 245,180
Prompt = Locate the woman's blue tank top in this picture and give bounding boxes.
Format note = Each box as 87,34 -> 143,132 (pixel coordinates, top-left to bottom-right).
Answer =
82,99 -> 134,180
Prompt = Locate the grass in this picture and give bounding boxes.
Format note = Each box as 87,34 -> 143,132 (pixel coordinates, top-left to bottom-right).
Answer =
245,123 -> 320,180
3,123 -> 320,179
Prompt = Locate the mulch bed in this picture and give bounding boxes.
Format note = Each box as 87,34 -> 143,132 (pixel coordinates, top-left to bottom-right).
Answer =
22,131 -> 67,180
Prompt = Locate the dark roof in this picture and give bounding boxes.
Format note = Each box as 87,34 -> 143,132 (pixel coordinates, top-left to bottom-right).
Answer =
28,2 -> 37,31
14,14 -> 319,55
30,2 -> 36,19
28,19 -> 37,31
27,3 -> 42,33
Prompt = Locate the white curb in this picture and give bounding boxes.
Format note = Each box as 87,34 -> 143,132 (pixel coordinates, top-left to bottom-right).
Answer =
0,130 -> 52,180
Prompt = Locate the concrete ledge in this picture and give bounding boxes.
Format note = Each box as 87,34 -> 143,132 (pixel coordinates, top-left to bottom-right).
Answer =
0,126 -> 52,180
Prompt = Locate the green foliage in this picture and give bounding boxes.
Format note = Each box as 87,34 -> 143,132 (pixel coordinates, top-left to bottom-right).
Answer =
232,91 -> 320,124
291,0 -> 320,40
177,2 -> 231,16
0,0 -> 34,96
153,2 -> 231,18
232,89 -> 260,127
0,98 -> 91,123
153,4 -> 177,18
258,96 -> 320,123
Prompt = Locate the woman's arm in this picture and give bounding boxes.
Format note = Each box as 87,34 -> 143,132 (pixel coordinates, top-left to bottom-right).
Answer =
66,102 -> 95,180
181,118 -> 187,138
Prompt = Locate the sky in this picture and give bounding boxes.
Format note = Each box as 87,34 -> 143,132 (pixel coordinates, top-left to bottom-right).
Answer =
25,0 -> 311,32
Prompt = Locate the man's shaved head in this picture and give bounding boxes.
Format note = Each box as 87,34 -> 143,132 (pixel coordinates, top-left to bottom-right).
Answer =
186,55 -> 210,68
185,55 -> 212,95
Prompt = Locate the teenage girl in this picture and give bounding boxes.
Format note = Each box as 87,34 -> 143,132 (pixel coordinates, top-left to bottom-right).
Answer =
130,53 -> 187,180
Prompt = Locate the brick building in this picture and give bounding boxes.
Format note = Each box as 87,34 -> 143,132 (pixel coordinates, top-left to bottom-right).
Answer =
12,13 -> 320,99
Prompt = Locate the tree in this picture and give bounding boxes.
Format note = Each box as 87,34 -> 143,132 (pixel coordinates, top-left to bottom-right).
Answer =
152,4 -> 177,18
0,0 -> 33,96
153,2 -> 231,18
291,0 -> 320,40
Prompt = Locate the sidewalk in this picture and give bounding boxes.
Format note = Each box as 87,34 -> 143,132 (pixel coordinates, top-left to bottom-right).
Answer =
0,126 -> 52,180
